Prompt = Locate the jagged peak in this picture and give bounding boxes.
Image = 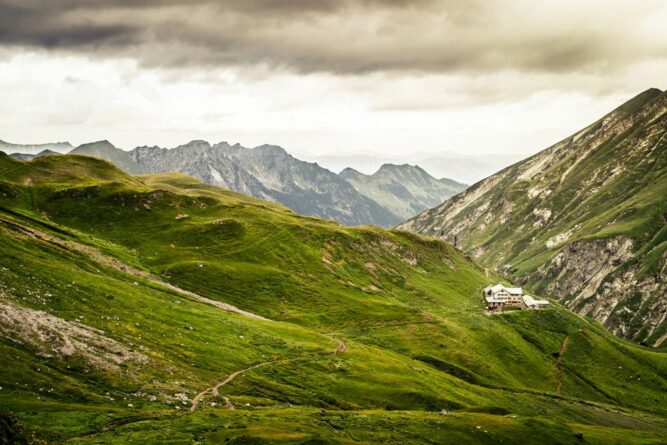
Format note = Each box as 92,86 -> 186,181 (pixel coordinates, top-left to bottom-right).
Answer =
174,140 -> 211,150
130,145 -> 165,154
610,88 -> 665,119
339,167 -> 365,178
74,140 -> 116,150
378,163 -> 420,170
182,139 -> 210,146
254,144 -> 288,156
375,163 -> 429,177
36,149 -> 60,156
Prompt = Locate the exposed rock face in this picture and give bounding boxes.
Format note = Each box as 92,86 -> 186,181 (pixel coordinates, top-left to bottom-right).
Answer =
340,164 -> 466,220
129,141 -> 401,226
398,88 -> 667,346
0,297 -> 148,370
529,236 -> 666,344
540,238 -> 635,305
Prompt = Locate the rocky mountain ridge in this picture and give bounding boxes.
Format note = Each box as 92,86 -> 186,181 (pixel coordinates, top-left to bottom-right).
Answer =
0,139 -> 73,155
340,163 -> 466,220
9,138 -> 465,227
297,151 -> 526,184
128,140 -> 400,226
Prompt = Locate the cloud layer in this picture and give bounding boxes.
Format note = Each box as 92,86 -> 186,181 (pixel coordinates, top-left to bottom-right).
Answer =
0,1 -> 665,159
1,0 -> 665,75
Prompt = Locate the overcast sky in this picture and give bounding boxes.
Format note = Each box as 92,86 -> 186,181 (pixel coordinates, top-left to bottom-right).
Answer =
0,0 -> 666,157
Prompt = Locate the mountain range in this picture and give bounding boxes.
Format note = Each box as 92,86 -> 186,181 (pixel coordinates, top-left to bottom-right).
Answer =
340,164 -> 466,220
296,151 -> 527,184
1,153 -> 666,443
2,139 -> 467,227
399,88 -> 667,347
0,139 -> 72,155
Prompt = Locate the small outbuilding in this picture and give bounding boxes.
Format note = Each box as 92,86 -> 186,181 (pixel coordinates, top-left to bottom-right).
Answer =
522,295 -> 550,309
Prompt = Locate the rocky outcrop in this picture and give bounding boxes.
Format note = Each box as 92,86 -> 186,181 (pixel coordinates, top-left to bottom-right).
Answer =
526,237 -> 666,345
538,237 -> 635,306
593,268 -> 665,345
0,297 -> 148,371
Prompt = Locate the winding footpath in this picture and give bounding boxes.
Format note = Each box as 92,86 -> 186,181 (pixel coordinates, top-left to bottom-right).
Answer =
555,336 -> 569,396
190,361 -> 272,412
190,337 -> 347,412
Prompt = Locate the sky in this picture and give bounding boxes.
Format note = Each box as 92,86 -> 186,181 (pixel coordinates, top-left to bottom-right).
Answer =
0,0 -> 666,157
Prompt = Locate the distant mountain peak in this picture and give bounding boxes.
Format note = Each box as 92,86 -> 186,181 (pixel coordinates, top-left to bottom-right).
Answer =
180,140 -> 211,149
339,167 -> 362,175
36,149 -> 60,157
377,163 -> 424,174
71,140 -> 143,174
341,161 -> 466,221
255,144 -> 289,156
0,139 -> 73,155
76,140 -> 116,150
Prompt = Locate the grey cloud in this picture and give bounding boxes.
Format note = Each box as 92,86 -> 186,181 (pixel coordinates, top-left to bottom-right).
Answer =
0,0 -> 664,76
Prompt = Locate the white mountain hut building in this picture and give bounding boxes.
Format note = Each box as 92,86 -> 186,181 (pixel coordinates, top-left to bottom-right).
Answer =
483,284 -> 524,309
482,284 -> 549,310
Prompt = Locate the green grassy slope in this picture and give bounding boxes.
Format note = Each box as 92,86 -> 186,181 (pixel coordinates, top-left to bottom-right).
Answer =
0,153 -> 666,444
399,88 -> 667,347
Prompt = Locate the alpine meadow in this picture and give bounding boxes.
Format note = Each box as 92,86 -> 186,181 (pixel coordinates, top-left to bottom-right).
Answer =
1,1 -> 666,444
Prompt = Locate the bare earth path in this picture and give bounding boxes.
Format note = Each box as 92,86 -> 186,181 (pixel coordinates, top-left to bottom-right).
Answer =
555,336 -> 569,396
190,337 -> 347,412
190,361 -> 273,412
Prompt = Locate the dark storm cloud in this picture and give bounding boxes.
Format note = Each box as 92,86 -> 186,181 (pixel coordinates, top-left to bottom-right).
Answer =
0,0 -> 664,75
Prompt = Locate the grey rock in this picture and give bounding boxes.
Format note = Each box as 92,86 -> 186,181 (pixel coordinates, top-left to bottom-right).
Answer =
340,164 -> 466,220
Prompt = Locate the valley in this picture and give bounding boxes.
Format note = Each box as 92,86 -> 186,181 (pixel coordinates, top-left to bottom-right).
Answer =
0,153 -> 665,443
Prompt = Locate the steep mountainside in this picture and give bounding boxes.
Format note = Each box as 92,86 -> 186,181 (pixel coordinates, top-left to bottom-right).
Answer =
341,164 -> 467,220
0,153 -> 666,443
0,139 -> 72,155
399,88 -> 667,347
70,140 -> 144,174
129,141 -> 401,226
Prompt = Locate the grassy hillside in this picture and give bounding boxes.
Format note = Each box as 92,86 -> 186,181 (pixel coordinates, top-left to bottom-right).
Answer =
0,153 -> 666,444
399,89 -> 667,347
